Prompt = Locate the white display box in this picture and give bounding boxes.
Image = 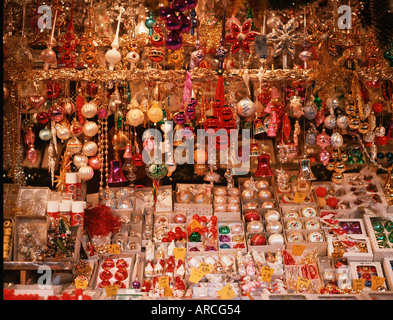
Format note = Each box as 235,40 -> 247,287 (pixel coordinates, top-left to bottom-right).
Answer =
382,257 -> 393,291
322,218 -> 368,238
349,261 -> 386,292
363,214 -> 393,261
174,184 -> 213,215
327,236 -> 374,262
135,185 -> 173,213
217,220 -> 247,252
284,229 -> 327,256
94,255 -> 134,289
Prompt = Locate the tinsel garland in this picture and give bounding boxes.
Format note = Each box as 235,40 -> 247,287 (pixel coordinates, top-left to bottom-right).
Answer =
84,204 -> 121,237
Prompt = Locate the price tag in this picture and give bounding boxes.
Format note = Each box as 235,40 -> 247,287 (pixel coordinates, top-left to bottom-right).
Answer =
198,263 -> 212,274
293,192 -> 306,204
353,278 -> 366,291
163,285 -> 173,297
158,276 -> 169,288
189,268 -> 205,284
217,284 -> 236,300
189,219 -> 202,230
292,244 -> 306,256
296,277 -> 311,290
107,244 -> 121,254
371,276 -> 385,291
74,279 -> 88,289
260,266 -> 274,283
173,247 -> 186,261
105,284 -> 118,297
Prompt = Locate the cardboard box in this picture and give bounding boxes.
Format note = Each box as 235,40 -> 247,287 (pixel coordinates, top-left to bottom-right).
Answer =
327,236 -> 374,262
363,214 -> 393,261
382,257 -> 393,291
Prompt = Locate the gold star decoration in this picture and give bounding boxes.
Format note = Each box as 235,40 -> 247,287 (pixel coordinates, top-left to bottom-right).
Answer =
54,151 -> 72,192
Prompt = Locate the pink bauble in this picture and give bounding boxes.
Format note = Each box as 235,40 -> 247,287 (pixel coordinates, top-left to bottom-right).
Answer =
174,214 -> 186,224
89,156 -> 101,170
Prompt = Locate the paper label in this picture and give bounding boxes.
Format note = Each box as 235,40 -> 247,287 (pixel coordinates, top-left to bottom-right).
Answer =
74,280 -> 88,289
296,277 -> 311,290
105,284 -> 118,297
189,268 -> 205,284
371,276 -> 385,291
353,278 -> 366,291
198,263 -> 212,274
158,276 -> 169,288
163,285 -> 173,297
173,247 -> 186,261
260,266 -> 274,283
292,244 -> 306,256
293,192 -> 306,204
107,244 -> 121,254
189,219 -> 202,230
217,284 -> 236,300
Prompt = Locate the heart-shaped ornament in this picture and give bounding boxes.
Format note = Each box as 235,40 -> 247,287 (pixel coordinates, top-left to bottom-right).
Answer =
28,95 -> 45,110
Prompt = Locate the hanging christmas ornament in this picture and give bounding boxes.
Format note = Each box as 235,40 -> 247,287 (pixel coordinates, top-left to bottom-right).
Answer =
303,102 -> 317,120
147,101 -> 163,123
225,14 -> 260,54
316,129 -> 331,149
67,137 -> 83,154
330,132 -> 343,149
81,101 -> 98,118
83,121 -> 99,137
40,10 -> 58,70
254,153 -> 274,177
82,140 -> 98,157
73,154 -> 89,168
78,165 -> 94,181
105,8 -> 124,70
298,158 -> 317,180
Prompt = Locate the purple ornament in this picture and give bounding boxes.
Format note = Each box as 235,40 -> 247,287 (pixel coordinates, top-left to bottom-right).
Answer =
339,222 -> 350,232
179,13 -> 191,33
172,0 -> 187,12
186,0 -> 198,9
205,246 -> 217,251
185,104 -> 196,119
219,235 -> 231,242
132,279 -> 141,289
350,222 -> 361,234
97,107 -> 108,119
159,6 -> 174,20
165,14 -> 181,31
174,112 -> 186,125
189,247 -> 200,251
165,31 -> 183,50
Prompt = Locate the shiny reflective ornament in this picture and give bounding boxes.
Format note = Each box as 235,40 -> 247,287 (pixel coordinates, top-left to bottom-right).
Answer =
265,210 -> 280,221
39,128 -> 52,141
228,203 -> 240,212
73,154 -> 89,168
375,125 -> 386,137
268,234 -> 284,245
326,96 -> 340,109
126,108 -> 144,127
82,121 -> 99,137
89,156 -> 101,170
334,161 -> 346,174
331,172 -> 344,184
237,98 -> 255,117
78,165 -> 94,181
247,221 -> 264,234
358,122 -> 371,134
48,105 -> 65,122
147,102 -> 163,123
349,117 -> 360,130
303,104 -> 317,120
244,202 -> 258,210
258,189 -> 272,199
67,137 -> 83,154
261,201 -> 274,209
82,141 -> 98,157
330,132 -> 343,148
242,189 -> 256,199
214,188 -> 227,197
70,120 -> 83,136
113,131 -> 129,150
324,114 -> 337,129
363,131 -> 376,143
336,114 -> 349,129
298,158 -> 316,180
56,126 -> 71,140
306,131 -> 317,145
254,154 -> 274,177
109,160 -> 127,183
308,231 -> 324,242
257,180 -> 270,189
28,95 -> 45,110
146,163 -> 168,180
81,101 -> 98,118
266,221 -> 282,234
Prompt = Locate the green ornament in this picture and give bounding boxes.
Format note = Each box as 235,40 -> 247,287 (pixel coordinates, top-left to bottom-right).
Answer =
385,220 -> 393,232
145,12 -> 156,36
384,42 -> 393,67
356,155 -> 364,164
115,110 -> 123,130
146,163 -> 168,180
378,241 -> 390,248
389,232 -> 393,244
375,232 -> 387,241
246,8 -> 255,30
372,219 -> 384,232
189,231 -> 201,242
219,226 -> 230,234
346,155 -> 354,164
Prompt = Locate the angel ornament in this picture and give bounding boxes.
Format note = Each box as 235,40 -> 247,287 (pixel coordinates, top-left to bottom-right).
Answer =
267,17 -> 302,69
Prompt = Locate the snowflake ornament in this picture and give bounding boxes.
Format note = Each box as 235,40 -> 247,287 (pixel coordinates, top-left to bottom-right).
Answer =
267,17 -> 302,57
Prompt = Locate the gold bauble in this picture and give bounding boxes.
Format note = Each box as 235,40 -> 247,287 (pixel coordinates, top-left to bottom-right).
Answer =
334,161 -> 346,174
358,122 -> 371,134
348,117 -> 360,130
331,172 -> 344,184
326,160 -> 335,171
194,164 -> 208,176
345,105 -> 355,114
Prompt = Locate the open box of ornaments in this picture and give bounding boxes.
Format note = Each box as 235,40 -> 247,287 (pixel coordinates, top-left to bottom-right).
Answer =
189,282 -> 241,300
349,261 -> 387,291
217,220 -> 247,252
17,187 -> 50,216
326,235 -> 374,262
135,186 -> 173,213
239,177 -> 278,211
95,255 -> 134,289
212,187 -> 241,220
312,182 -> 357,219
185,253 -> 237,285
237,249 -> 287,298
275,178 -> 316,205
244,207 -> 285,251
174,184 -> 213,215
152,211 -> 187,245
101,187 -> 135,210
342,172 -> 388,209
186,214 -> 218,252
363,215 -> 393,261
3,184 -> 21,218
111,209 -> 143,253
321,218 -> 368,238
71,259 -> 98,290
317,257 -> 354,294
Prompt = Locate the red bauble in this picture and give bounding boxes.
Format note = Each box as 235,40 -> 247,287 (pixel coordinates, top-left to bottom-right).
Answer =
98,280 -> 111,288
99,270 -> 113,280
372,102 -> 383,113
132,153 -> 144,166
102,258 -> 115,270
114,280 -> 126,289
244,210 -> 261,222
327,197 -> 338,209
376,136 -> 388,146
250,234 -> 266,245
114,268 -> 128,281
116,259 -> 129,269
315,187 -> 327,198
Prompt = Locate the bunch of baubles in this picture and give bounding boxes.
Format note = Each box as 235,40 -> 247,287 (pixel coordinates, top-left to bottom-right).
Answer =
314,186 -> 346,210
213,187 -> 240,213
176,187 -> 210,205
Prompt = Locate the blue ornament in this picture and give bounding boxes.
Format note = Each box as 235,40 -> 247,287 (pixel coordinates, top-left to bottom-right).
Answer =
303,104 -> 317,120
386,152 -> 393,159
377,152 -> 385,159
305,132 -> 317,145
220,243 -> 231,249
